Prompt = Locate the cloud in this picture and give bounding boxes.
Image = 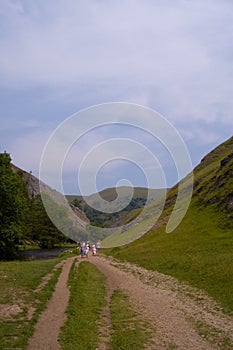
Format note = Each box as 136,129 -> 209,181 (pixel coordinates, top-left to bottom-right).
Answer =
1,1 -> 233,103
0,0 -> 233,191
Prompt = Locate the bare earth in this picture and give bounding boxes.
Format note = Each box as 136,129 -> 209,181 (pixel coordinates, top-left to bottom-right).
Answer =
27,255 -> 233,350
26,257 -> 76,350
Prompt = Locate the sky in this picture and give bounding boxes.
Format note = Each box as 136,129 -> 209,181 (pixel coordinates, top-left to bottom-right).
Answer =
0,0 -> 233,195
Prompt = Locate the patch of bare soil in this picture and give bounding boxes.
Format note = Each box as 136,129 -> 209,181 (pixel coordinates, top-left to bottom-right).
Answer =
0,304 -> 22,319
26,257 -> 76,350
90,255 -> 233,350
0,260 -> 66,324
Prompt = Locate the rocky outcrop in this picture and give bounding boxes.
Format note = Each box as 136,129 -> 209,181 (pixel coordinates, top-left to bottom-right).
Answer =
12,165 -> 40,198
12,164 -> 89,225
220,152 -> 233,168
70,203 -> 90,225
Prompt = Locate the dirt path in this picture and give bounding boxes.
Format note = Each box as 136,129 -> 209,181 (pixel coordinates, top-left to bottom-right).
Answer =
90,255 -> 233,350
26,254 -> 233,350
26,257 -> 76,350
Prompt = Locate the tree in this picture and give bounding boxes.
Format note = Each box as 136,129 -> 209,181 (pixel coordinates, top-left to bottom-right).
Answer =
0,152 -> 29,259
28,195 -> 67,249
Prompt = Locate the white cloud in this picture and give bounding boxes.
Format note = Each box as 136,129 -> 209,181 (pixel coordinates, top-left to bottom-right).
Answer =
0,1 -> 233,93
0,0 -> 233,191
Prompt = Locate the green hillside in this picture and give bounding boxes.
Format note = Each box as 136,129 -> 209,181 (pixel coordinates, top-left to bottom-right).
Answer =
106,136 -> 233,314
66,187 -> 165,228
67,186 -> 157,203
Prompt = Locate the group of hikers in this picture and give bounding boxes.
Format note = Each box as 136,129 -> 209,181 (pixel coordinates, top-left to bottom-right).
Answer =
79,241 -> 101,258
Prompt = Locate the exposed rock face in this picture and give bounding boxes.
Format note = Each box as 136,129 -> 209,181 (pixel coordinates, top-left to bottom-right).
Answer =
12,165 -> 40,198
12,164 -> 89,225
70,204 -> 90,225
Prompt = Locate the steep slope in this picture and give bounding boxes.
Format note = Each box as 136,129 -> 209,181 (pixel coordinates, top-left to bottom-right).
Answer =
107,136 -> 233,314
193,136 -> 233,224
12,165 -> 41,198
12,164 -> 90,235
152,135 -> 233,230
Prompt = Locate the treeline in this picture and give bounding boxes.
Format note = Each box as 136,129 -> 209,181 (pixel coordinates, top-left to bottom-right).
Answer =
0,152 -> 66,260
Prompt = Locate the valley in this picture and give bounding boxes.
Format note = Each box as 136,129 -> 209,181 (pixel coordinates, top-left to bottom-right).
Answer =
0,136 -> 233,349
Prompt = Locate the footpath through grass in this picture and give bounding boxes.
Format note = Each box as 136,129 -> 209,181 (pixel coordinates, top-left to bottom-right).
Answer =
110,289 -> 153,350
59,261 -> 106,350
59,261 -> 154,349
107,203 -> 233,315
0,258 -> 61,349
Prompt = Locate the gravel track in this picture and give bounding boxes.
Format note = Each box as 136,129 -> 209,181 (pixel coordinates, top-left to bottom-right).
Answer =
26,254 -> 233,349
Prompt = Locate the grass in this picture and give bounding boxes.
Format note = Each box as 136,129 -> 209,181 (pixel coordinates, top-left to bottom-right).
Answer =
58,248 -> 80,259
109,289 -> 153,350
18,243 -> 79,252
106,202 -> 233,315
0,258 -> 62,349
59,261 -> 106,350
189,317 -> 233,350
18,244 -> 41,251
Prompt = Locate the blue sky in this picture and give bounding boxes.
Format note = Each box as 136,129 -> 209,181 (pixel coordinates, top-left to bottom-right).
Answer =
0,0 -> 233,194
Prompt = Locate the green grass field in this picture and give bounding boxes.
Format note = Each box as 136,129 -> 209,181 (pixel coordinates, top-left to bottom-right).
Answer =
0,258 -> 61,349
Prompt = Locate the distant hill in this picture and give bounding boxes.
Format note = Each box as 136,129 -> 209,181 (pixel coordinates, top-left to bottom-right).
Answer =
107,136 -> 233,314
67,186 -> 164,202
66,187 -> 165,228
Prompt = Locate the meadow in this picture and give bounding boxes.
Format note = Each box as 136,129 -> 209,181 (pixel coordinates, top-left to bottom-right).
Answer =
0,258 -> 61,349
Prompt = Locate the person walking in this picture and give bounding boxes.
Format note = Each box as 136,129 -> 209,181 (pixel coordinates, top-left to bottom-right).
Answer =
92,244 -> 96,256
96,241 -> 101,253
85,243 -> 89,258
80,242 -> 85,258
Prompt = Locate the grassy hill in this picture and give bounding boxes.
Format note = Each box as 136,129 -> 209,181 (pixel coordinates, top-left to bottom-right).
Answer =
67,186 -> 157,202
66,187 -> 165,228
106,136 -> 233,314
